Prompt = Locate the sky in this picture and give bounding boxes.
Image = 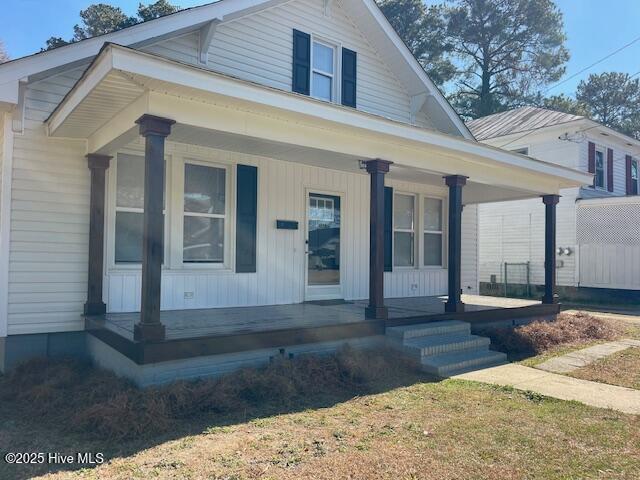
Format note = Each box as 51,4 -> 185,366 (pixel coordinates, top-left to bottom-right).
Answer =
1,0 -> 639,96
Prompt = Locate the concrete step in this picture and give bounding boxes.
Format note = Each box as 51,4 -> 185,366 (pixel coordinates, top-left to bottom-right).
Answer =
421,348 -> 508,377
403,333 -> 490,357
386,320 -> 470,341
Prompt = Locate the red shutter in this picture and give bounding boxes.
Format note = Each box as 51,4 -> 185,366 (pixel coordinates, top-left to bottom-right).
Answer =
627,155 -> 634,195
588,142 -> 595,187
607,148 -> 614,192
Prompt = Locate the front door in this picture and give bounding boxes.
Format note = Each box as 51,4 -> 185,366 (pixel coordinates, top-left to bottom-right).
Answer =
305,192 -> 342,300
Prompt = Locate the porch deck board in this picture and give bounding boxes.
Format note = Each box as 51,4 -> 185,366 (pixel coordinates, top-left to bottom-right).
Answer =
91,295 -> 539,341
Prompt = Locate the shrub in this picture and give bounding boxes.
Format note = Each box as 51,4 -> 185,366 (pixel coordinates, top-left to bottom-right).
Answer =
481,312 -> 622,358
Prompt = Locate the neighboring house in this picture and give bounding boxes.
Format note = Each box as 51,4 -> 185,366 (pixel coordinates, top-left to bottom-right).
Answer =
469,106 -> 640,302
0,0 -> 589,383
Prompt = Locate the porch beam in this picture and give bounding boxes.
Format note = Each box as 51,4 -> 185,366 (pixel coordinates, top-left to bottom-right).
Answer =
542,194 -> 560,304
84,154 -> 111,316
364,159 -> 392,320
134,114 -> 175,342
444,175 -> 467,313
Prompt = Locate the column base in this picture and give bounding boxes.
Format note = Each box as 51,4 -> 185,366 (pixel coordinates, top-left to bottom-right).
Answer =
134,322 -> 166,342
541,294 -> 559,305
83,302 -> 106,316
365,305 -> 388,320
444,301 -> 465,313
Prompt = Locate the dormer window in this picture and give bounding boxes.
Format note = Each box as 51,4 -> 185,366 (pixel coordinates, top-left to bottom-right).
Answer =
312,40 -> 335,102
292,29 -> 357,108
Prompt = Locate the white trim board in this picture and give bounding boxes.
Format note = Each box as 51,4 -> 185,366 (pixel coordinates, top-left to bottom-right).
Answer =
0,112 -> 14,337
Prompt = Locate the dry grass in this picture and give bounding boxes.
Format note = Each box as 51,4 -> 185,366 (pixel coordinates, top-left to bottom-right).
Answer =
1,347 -> 639,479
0,346 -> 418,442
479,312 -> 624,361
570,347 -> 640,390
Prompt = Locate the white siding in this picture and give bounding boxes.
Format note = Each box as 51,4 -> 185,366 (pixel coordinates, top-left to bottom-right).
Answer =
578,134 -> 636,197
105,143 -> 455,312
461,204 -> 478,294
478,132 -> 582,288
7,68 -> 89,335
143,0 -> 415,124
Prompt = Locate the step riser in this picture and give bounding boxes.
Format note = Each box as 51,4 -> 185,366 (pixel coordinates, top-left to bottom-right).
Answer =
387,324 -> 470,341
406,338 -> 490,357
422,352 -> 507,377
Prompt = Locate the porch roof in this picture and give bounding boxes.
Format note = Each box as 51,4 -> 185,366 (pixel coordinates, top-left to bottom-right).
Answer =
46,43 -> 592,203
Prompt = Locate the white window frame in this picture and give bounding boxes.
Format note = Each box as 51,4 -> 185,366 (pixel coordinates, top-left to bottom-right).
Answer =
422,196 -> 445,268
109,150 -> 171,270
180,158 -> 233,269
310,36 -> 340,103
393,192 -> 417,268
594,146 -> 606,190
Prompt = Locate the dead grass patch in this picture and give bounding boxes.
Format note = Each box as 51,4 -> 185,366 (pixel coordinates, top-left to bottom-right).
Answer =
570,347 -> 640,390
0,346 -> 419,442
479,312 -> 623,360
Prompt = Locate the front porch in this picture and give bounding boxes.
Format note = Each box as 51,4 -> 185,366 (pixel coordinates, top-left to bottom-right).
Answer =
42,44 -> 589,376
86,295 -> 554,364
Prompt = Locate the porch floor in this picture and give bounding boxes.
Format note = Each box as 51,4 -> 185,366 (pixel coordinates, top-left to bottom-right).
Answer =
90,295 -> 539,341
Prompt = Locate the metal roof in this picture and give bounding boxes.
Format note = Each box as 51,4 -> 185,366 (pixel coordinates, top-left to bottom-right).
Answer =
467,106 -> 584,140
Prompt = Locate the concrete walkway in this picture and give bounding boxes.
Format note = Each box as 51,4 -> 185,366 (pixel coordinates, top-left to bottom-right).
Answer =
455,363 -> 640,415
536,339 -> 640,374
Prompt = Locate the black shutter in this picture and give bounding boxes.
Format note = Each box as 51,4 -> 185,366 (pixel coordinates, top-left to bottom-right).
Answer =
292,29 -> 311,95
341,48 -> 357,108
384,186 -> 393,272
236,165 -> 258,273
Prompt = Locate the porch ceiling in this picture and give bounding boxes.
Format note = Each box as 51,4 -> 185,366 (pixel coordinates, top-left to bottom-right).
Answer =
46,44 -> 592,203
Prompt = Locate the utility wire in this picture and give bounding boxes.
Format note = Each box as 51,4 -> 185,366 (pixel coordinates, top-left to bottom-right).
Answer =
542,34 -> 640,94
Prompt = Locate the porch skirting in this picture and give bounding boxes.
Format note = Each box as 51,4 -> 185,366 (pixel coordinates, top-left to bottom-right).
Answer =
87,333 -> 385,387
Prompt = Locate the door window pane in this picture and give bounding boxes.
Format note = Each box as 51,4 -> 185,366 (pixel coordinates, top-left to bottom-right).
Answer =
184,164 -> 226,214
308,194 -> 340,285
184,217 -> 224,263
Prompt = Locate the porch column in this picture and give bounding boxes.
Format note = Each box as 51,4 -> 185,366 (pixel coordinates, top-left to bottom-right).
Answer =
84,154 -> 111,316
444,175 -> 467,313
365,159 -> 392,319
542,194 -> 560,304
134,114 -> 175,342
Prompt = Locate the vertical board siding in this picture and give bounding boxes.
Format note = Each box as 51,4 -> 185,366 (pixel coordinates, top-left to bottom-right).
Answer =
461,204 -> 479,294
143,0 -> 414,124
102,149 -> 468,313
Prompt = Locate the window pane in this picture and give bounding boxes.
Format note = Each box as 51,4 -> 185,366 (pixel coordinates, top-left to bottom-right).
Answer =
312,72 -> 332,101
313,42 -> 333,73
116,154 -> 145,208
424,233 -> 442,266
115,211 -> 143,263
632,161 -> 638,180
394,232 -> 414,267
184,164 -> 226,214
184,217 -> 224,263
394,194 -> 414,230
424,198 -> 442,231
596,170 -> 604,188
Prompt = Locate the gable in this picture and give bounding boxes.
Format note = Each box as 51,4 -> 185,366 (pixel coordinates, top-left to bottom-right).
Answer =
0,0 -> 469,138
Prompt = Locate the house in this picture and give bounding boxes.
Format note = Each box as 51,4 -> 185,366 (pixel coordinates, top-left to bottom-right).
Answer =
0,0 -> 590,384
469,106 -> 640,303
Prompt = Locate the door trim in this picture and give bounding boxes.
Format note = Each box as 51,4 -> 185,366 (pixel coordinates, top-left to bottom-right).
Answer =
304,187 -> 345,301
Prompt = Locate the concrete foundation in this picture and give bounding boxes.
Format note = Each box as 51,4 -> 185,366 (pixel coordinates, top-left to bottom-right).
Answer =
0,331 -> 89,373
